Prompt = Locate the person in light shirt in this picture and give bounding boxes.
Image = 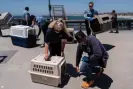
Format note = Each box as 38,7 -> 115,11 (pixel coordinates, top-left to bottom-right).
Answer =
36,16 -> 51,47
23,7 -> 31,26
84,2 -> 98,36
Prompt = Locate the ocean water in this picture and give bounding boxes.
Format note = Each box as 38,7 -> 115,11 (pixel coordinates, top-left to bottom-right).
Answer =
13,15 -> 130,20
13,15 -> 84,20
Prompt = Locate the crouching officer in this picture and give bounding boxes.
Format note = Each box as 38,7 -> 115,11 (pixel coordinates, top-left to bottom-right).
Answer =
75,30 -> 109,88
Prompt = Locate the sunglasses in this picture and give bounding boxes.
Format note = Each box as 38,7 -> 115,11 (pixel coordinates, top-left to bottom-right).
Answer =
89,5 -> 93,7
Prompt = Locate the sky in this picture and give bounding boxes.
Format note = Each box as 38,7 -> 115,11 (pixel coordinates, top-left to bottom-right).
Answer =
0,0 -> 132,16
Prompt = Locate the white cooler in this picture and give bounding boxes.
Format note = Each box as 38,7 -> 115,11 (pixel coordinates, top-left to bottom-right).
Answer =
10,25 -> 36,48
29,54 -> 66,87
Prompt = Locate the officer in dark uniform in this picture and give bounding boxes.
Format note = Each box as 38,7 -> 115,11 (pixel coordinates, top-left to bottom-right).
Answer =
110,10 -> 119,33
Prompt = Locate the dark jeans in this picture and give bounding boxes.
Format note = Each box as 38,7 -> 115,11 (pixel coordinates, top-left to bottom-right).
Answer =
80,61 -> 101,82
85,19 -> 91,35
37,25 -> 48,42
0,28 -> 2,36
49,43 -> 61,56
85,19 -> 97,36
111,21 -> 119,32
37,25 -> 42,38
22,20 -> 31,26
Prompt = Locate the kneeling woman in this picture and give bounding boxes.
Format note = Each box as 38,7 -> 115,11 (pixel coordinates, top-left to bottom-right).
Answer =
44,20 -> 71,60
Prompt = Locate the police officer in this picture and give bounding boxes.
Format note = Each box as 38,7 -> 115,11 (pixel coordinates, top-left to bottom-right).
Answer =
84,2 -> 98,36
75,30 -> 109,88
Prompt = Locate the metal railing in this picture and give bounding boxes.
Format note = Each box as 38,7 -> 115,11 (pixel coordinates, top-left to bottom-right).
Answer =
64,20 -> 133,30
10,18 -> 133,30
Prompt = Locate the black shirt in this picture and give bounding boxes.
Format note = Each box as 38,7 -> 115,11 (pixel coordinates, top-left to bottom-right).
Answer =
45,28 -> 68,45
112,13 -> 117,22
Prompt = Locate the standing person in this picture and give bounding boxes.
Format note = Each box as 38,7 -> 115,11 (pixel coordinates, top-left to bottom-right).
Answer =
23,7 -> 31,26
36,16 -> 45,39
110,10 -> 119,33
31,15 -> 37,27
36,16 -> 51,47
75,31 -> 109,88
40,19 -> 51,47
84,2 -> 98,36
44,20 -> 72,60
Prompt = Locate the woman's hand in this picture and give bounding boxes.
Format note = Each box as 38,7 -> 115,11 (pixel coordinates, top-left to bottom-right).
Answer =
76,66 -> 80,73
62,39 -> 67,44
44,54 -> 49,60
44,43 -> 49,60
61,39 -> 67,55
61,51 -> 65,57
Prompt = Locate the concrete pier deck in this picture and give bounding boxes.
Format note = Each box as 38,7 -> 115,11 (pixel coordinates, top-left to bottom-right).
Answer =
0,29 -> 133,89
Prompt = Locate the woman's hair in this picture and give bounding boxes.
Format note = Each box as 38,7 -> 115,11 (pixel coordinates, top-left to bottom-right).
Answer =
48,20 -> 72,37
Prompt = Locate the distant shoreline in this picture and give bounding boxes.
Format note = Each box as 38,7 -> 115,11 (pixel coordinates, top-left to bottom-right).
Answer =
13,15 -> 133,20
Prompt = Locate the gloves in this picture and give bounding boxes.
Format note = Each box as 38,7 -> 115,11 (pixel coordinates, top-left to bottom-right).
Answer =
85,17 -> 94,21
88,18 -> 94,21
82,56 -> 89,62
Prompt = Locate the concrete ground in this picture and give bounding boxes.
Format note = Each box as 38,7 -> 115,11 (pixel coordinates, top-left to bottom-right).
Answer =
0,29 -> 133,89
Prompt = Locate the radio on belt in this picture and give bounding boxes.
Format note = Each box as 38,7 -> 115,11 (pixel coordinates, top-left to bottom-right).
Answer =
28,54 -> 66,87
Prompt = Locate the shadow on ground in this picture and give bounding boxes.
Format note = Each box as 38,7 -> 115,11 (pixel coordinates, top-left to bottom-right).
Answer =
66,63 -> 79,78
1,35 -> 10,37
27,44 -> 41,48
102,44 -> 115,51
92,73 -> 113,89
58,74 -> 71,88
0,56 -> 7,63
58,63 -> 78,88
34,44 -> 42,48
57,64 -> 113,88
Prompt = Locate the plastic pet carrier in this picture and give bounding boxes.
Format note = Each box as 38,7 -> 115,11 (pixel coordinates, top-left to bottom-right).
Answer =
29,54 -> 66,87
89,14 -> 112,34
10,25 -> 36,48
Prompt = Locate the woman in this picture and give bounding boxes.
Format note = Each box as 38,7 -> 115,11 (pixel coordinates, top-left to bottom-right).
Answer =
44,20 -> 71,60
